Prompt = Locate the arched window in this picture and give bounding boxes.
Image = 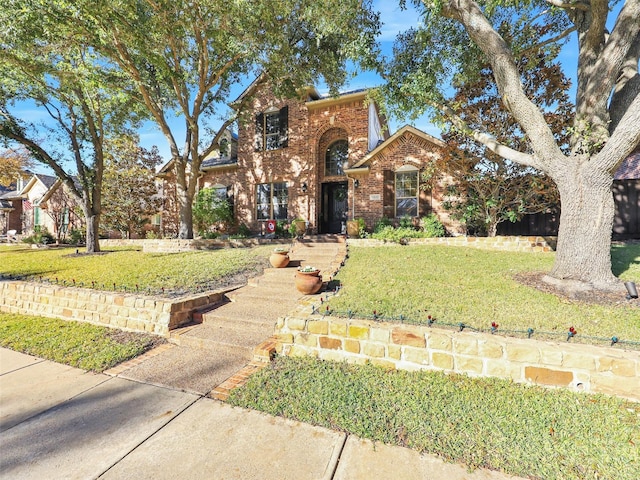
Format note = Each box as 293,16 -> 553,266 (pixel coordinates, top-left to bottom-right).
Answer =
325,140 -> 348,176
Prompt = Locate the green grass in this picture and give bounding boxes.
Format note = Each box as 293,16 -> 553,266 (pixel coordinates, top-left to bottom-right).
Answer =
327,244 -> 640,344
0,244 -> 273,294
228,356 -> 640,480
0,313 -> 164,372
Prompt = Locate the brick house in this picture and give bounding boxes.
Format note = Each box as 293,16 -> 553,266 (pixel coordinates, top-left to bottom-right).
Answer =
0,178 -> 25,236
18,173 -> 83,242
160,81 -> 461,236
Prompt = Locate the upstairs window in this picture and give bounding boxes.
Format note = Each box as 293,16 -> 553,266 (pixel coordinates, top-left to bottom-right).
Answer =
325,140 -> 348,176
255,106 -> 288,151
219,138 -> 229,158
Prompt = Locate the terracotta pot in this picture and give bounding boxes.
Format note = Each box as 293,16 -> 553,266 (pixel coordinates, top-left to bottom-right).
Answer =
295,270 -> 323,294
269,252 -> 290,268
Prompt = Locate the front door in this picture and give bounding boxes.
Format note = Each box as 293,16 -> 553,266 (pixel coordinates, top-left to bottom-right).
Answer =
320,182 -> 348,233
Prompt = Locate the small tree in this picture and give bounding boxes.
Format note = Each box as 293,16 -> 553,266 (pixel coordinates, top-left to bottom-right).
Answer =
0,148 -> 32,187
426,36 -> 568,236
101,136 -> 162,239
192,187 -> 233,237
43,184 -> 82,243
0,4 -> 141,252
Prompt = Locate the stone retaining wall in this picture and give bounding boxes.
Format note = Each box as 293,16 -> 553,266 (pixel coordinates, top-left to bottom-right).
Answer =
100,238 -> 290,253
0,280 -> 228,336
348,235 -> 556,252
275,314 -> 640,402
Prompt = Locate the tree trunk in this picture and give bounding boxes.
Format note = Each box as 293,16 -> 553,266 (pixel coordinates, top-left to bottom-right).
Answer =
548,162 -> 618,290
487,220 -> 498,237
85,213 -> 100,253
178,199 -> 194,239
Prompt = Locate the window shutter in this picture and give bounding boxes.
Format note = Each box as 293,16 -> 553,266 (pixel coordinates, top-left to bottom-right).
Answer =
383,170 -> 395,218
279,106 -> 288,148
226,186 -> 234,215
255,113 -> 264,151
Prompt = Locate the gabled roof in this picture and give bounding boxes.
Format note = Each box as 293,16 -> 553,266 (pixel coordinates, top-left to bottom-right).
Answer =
305,89 -> 369,110
40,176 -> 81,204
231,74 -> 321,107
614,151 -> 640,180
0,183 -> 19,200
346,125 -> 445,172
157,129 -> 239,176
21,173 -> 58,199
201,156 -> 239,172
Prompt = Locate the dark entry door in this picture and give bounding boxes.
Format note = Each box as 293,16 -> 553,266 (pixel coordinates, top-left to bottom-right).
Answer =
321,182 -> 348,233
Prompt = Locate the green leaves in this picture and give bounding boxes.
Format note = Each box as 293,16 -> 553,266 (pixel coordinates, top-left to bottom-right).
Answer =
0,313 -> 163,372
230,356 -> 640,478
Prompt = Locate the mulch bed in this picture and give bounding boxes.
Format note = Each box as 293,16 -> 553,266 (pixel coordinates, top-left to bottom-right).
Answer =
514,271 -> 639,308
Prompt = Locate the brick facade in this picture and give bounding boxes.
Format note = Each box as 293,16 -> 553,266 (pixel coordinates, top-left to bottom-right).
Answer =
193,82 -> 462,235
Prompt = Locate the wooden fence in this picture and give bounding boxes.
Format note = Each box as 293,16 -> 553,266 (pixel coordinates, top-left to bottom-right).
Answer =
498,179 -> 639,239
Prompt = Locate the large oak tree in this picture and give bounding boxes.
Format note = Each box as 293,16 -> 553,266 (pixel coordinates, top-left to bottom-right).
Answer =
0,2 -> 141,252
62,0 -> 380,238
385,0 -> 639,292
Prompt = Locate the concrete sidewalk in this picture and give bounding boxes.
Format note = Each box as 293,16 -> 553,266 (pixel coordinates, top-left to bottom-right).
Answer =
0,348 -> 524,480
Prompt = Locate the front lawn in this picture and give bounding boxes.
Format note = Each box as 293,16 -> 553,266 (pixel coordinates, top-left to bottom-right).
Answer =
228,356 -> 640,480
0,313 -> 164,372
327,243 -> 640,345
0,244 -> 273,295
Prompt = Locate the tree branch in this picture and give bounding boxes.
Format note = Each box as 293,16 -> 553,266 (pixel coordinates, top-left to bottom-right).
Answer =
576,0 -> 640,142
0,110 -> 82,199
438,0 -> 563,165
595,92 -> 640,173
608,30 -> 640,134
544,0 -> 589,11
434,101 -> 541,169
520,26 -> 577,57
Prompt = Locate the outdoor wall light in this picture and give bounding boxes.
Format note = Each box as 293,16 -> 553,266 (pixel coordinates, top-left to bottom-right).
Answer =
354,179 -> 360,188
301,182 -> 308,193
624,281 -> 638,299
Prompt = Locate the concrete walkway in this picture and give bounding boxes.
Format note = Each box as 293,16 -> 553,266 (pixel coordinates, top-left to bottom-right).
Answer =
0,236 -> 525,479
0,348 -> 524,480
110,235 -> 345,396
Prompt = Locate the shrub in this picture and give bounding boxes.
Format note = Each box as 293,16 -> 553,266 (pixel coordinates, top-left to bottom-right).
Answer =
276,220 -> 290,238
420,214 -> 446,237
193,187 -> 233,237
70,228 -> 85,245
22,226 -> 55,245
234,223 -> 252,238
371,225 -> 426,243
356,218 -> 368,238
373,217 -> 392,233
399,215 -> 414,229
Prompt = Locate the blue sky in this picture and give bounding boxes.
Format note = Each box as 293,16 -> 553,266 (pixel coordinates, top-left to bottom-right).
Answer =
13,1 -> 624,170
136,1 -> 430,159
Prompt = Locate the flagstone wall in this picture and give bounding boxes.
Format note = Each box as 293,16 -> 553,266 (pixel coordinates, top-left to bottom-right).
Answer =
274,313 -> 640,402
0,280 -> 225,336
348,235 -> 556,252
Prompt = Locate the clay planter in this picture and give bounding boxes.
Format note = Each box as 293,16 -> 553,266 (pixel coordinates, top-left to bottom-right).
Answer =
269,251 -> 290,268
295,270 -> 323,294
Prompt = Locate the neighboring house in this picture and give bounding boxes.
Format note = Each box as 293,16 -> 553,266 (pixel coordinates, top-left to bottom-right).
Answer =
0,177 -> 25,236
159,81 -> 461,235
19,173 -> 83,241
498,151 -> 640,238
